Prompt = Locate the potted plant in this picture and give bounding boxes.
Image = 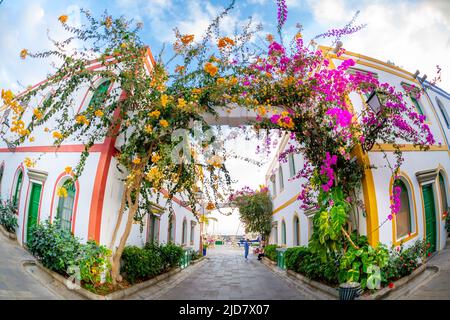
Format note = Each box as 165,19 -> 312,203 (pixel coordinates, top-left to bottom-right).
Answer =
338,282 -> 363,300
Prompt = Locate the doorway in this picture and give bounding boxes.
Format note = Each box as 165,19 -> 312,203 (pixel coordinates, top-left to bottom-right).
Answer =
26,183 -> 42,243
422,184 -> 437,254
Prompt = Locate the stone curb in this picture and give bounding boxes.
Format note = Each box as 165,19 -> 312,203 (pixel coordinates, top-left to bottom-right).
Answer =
261,257 -> 433,300
23,256 -> 207,300
261,257 -> 337,299
0,224 -> 17,240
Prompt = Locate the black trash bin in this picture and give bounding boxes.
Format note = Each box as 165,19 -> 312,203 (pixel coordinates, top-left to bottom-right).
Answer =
338,282 -> 363,300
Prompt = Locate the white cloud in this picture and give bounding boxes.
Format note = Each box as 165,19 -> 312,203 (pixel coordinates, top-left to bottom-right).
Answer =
307,0 -> 450,91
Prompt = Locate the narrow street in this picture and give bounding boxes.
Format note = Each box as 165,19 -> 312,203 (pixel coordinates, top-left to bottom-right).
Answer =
127,245 -> 313,300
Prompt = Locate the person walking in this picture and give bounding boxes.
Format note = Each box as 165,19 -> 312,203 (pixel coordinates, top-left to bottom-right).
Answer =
244,238 -> 250,260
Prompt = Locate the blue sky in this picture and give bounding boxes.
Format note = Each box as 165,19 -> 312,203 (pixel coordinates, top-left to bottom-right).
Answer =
1,0 -> 449,94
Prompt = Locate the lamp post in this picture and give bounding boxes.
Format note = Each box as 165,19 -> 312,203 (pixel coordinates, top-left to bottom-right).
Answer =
194,190 -> 205,255
366,90 -> 382,115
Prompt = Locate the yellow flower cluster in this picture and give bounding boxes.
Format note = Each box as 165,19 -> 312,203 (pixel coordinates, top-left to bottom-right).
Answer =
94,109 -> 104,117
2,89 -> 24,114
180,34 -> 195,45
20,49 -> 28,60
105,16 -> 112,29
206,202 -> 215,210
75,115 -> 90,125
52,131 -> 63,140
159,119 -> 169,128
57,186 -> 68,198
65,166 -> 72,174
177,98 -> 187,109
161,94 -> 169,107
58,15 -> 68,24
146,167 -> 162,182
132,157 -> 141,165
151,153 -> 161,163
11,119 -> 30,136
204,62 -> 218,77
33,108 -> 43,120
217,36 -> 235,49
24,157 -> 35,168
144,125 -> 153,133
149,110 -> 160,118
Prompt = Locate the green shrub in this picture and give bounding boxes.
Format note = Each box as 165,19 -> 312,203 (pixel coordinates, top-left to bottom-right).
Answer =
285,245 -> 339,285
285,246 -> 310,271
264,244 -> 278,262
27,220 -> 80,274
159,242 -> 184,269
0,200 -> 18,233
77,241 -> 112,286
383,239 -> 426,284
121,245 -> 163,283
27,220 -> 112,287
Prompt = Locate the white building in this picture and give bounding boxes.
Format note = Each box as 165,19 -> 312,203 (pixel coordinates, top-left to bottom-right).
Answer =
0,48 -> 201,252
266,46 -> 450,254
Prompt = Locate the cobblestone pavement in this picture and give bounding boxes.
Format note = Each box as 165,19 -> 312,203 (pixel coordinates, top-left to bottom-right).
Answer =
129,245 -> 312,300
0,231 -> 59,299
404,239 -> 450,300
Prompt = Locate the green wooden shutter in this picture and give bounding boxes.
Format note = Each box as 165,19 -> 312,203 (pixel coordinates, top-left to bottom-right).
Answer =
410,96 -> 424,115
422,184 -> 437,254
89,80 -> 111,109
13,171 -> 23,206
26,183 -> 42,242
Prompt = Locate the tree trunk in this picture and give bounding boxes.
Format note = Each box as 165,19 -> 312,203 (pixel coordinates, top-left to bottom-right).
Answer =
109,190 -> 127,249
111,186 -> 140,285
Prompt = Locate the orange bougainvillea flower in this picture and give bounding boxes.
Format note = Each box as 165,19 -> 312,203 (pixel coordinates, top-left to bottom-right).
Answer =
180,34 -> 195,45
20,49 -> 28,60
105,16 -> 112,29
65,166 -> 72,174
175,65 -> 185,74
132,157 -> 141,164
204,62 -> 218,77
206,202 -> 215,210
217,36 -> 235,49
58,15 -> 68,24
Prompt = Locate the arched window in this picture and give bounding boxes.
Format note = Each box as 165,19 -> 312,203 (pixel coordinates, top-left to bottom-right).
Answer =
168,215 -> 175,243
395,179 -> 413,240
182,218 -> 188,245
278,166 -> 284,191
281,220 -> 286,245
439,172 -> 448,216
0,162 -> 4,193
293,215 -> 300,246
80,80 -> 111,113
271,222 -> 278,244
56,179 -> 76,232
436,97 -> 450,128
288,153 -> 296,178
190,221 -> 196,245
12,169 -> 23,207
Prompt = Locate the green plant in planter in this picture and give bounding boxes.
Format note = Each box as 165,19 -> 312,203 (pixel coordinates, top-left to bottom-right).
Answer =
77,241 -> 112,286
0,200 -> 18,233
382,239 -> 427,284
338,235 -> 389,290
263,244 -> 279,262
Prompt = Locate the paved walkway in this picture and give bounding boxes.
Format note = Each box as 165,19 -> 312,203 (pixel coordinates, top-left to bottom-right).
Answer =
0,230 -> 58,299
404,238 -> 450,300
128,245 -> 311,300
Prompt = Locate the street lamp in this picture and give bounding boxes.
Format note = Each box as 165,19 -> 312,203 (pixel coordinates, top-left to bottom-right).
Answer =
365,90 -> 382,114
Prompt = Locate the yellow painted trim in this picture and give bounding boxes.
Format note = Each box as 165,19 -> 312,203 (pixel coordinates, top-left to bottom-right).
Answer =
437,165 -> 449,221
329,54 -> 417,83
353,144 -> 380,246
389,173 -> 419,246
370,144 -> 448,152
323,51 -> 380,246
319,45 -> 415,79
272,192 -> 301,215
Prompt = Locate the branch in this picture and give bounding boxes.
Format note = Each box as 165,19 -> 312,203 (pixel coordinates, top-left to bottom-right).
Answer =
341,226 -> 359,250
